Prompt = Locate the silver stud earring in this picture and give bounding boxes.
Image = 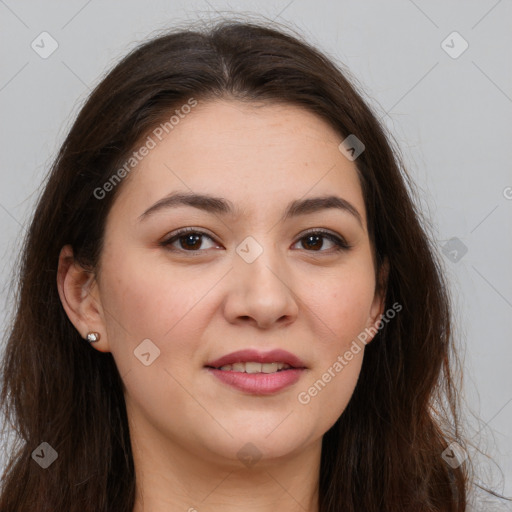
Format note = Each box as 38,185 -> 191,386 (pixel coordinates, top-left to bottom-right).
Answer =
86,332 -> 101,343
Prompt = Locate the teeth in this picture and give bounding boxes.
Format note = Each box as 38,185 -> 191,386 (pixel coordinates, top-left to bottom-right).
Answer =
262,363 -> 278,373
245,362 -> 261,374
217,362 -> 292,373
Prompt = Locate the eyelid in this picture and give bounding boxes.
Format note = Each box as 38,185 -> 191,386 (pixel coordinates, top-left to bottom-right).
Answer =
164,226 -> 217,240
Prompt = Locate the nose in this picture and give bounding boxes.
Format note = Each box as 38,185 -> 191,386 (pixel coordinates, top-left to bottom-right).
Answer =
222,246 -> 299,330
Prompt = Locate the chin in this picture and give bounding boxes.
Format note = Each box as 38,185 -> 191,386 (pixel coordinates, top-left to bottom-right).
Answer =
194,426 -> 309,465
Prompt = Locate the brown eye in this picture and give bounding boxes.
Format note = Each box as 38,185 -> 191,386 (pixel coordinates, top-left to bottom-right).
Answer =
293,230 -> 351,253
301,234 -> 324,251
161,229 -> 219,252
178,233 -> 203,250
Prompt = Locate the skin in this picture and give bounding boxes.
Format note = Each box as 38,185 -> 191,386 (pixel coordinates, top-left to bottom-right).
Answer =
58,99 -> 387,512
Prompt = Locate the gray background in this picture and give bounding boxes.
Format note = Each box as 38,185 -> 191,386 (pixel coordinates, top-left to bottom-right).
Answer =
1,0 -> 511,504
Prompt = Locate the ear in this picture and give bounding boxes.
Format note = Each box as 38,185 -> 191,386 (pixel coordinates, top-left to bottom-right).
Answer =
56,245 -> 110,353
365,257 -> 390,344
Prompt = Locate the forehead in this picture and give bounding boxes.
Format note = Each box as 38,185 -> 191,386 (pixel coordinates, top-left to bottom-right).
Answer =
110,99 -> 366,225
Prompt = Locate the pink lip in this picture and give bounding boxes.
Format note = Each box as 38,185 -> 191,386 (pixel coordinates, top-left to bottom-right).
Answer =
204,349 -> 307,395
205,349 -> 307,369
207,367 -> 305,395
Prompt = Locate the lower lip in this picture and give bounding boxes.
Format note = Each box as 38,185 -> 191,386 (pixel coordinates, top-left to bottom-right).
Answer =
206,368 -> 305,395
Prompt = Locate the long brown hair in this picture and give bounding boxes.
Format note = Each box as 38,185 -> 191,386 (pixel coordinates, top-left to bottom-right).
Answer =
0,17 -> 508,512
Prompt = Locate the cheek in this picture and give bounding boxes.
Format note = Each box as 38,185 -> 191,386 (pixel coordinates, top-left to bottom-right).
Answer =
295,336 -> 364,439
98,254 -> 216,429
304,266 -> 376,347
293,264 -> 374,424
98,251 -> 218,368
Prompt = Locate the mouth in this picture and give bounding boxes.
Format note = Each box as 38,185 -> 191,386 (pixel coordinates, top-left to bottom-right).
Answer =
204,348 -> 307,372
205,361 -> 296,373
204,349 -> 307,395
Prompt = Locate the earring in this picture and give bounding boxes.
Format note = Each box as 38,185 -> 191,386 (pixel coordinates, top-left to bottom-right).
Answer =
86,332 -> 101,343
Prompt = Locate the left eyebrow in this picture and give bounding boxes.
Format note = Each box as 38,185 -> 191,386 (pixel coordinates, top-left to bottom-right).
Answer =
138,191 -> 363,228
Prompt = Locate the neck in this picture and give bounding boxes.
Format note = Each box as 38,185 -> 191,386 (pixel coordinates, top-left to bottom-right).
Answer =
130,420 -> 321,512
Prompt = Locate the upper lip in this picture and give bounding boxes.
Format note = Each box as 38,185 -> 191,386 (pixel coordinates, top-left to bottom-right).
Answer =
205,349 -> 307,369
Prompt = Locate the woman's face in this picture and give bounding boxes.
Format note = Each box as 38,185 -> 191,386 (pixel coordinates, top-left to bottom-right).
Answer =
91,99 -> 385,466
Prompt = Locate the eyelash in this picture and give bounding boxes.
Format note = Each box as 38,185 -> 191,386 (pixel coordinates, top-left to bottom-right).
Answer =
159,227 -> 352,254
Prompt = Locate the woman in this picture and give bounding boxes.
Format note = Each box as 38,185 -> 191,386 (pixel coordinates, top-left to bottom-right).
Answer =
0,18 -> 509,512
